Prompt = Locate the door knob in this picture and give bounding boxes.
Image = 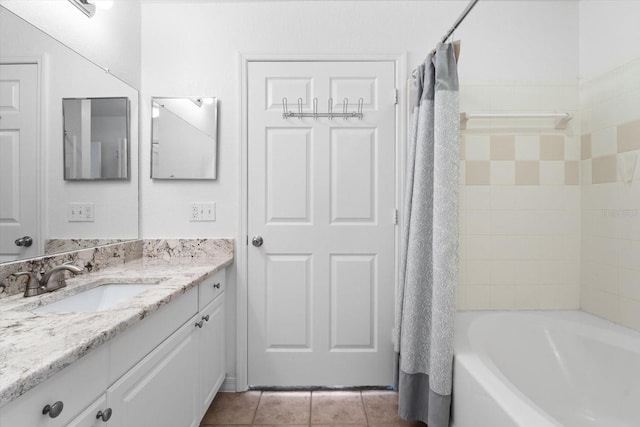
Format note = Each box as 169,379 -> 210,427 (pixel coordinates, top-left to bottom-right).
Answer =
15,236 -> 33,247
251,236 -> 264,247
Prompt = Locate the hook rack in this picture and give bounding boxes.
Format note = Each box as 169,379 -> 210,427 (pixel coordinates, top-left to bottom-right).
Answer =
282,97 -> 364,120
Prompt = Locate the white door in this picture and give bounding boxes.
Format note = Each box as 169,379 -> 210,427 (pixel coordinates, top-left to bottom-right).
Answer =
248,60 -> 397,386
0,63 -> 39,261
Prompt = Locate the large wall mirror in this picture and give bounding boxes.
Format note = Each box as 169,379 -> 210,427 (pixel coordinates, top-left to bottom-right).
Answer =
151,97 -> 218,180
63,97 -> 130,180
0,6 -> 139,262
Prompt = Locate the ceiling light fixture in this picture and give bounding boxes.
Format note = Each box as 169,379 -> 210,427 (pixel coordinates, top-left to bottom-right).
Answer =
68,0 -> 112,18
68,0 -> 96,18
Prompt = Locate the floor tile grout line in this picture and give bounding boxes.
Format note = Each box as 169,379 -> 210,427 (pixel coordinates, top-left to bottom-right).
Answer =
308,390 -> 313,426
251,390 -> 262,425
360,391 -> 370,426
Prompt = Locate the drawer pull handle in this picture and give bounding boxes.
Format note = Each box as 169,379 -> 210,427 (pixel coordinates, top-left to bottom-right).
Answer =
213,282 -> 221,289
42,401 -> 64,418
96,408 -> 112,422
195,320 -> 204,328
202,314 -> 210,322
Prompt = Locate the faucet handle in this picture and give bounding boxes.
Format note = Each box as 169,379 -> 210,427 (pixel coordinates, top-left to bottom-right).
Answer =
12,272 -> 43,297
12,271 -> 38,282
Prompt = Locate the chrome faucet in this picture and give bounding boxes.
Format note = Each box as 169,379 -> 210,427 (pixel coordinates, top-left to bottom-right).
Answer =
13,262 -> 84,297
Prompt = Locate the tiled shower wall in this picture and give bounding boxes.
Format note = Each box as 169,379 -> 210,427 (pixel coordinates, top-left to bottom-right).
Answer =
580,58 -> 640,331
456,82 -> 581,310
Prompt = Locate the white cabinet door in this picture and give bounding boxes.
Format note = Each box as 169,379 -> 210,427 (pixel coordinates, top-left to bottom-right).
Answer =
248,61 -> 397,386
66,395 -> 110,427
198,293 -> 225,417
107,316 -> 199,427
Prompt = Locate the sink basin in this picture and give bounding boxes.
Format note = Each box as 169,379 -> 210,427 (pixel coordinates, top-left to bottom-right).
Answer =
33,284 -> 156,313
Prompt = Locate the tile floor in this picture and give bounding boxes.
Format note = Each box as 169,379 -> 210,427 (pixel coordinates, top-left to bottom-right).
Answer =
200,390 -> 426,426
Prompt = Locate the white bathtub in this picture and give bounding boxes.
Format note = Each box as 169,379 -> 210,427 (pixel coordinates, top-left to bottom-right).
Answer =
451,311 -> 640,427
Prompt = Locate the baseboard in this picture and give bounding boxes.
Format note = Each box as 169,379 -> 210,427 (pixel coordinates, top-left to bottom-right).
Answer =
220,376 -> 237,392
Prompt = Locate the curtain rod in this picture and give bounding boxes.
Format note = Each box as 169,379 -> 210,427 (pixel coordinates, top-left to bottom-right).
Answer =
435,0 -> 480,48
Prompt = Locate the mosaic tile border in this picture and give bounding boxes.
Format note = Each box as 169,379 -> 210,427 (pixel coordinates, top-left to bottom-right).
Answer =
461,134 -> 579,186
581,119 -> 640,185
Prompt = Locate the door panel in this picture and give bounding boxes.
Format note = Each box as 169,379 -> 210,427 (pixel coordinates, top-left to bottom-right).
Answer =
0,132 -> 20,220
330,128 -> 377,223
248,60 -> 396,386
330,254 -> 376,350
266,128 -> 312,223
0,63 -> 39,261
265,254 -> 312,349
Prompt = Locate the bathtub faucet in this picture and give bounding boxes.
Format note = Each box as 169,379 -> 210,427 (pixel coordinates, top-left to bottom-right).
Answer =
12,262 -> 84,297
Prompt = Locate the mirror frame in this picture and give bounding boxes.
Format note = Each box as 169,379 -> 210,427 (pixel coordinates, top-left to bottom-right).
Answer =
62,96 -> 131,181
150,96 -> 218,180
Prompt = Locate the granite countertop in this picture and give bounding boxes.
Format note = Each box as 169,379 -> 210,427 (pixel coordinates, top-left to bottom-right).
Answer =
0,255 -> 233,408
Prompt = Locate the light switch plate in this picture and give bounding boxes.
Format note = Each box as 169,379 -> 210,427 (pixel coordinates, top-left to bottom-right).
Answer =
68,203 -> 95,222
190,202 -> 216,222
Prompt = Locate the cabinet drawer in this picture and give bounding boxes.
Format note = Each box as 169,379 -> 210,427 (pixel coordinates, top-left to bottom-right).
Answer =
198,269 -> 225,311
0,345 -> 108,427
109,286 -> 198,383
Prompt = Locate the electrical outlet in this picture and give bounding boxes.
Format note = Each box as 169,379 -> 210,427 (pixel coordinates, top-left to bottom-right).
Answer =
190,202 -> 216,222
68,203 -> 95,222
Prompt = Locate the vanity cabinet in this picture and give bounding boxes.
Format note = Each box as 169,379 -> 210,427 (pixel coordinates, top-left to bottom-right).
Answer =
0,268 -> 227,427
107,315 -> 200,427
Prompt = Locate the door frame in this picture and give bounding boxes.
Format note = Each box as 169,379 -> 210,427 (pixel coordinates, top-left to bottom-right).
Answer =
0,57 -> 45,258
236,53 -> 407,391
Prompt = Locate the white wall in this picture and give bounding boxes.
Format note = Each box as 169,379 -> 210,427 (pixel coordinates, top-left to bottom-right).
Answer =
140,0 -> 579,239
140,0 -> 580,386
0,0 -> 141,88
579,0 -> 640,79
0,7 -> 139,241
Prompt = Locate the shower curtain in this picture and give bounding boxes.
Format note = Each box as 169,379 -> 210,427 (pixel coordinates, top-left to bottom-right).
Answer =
394,42 -> 460,427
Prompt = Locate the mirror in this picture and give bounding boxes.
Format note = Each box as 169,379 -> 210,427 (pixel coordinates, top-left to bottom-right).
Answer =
0,6 -> 139,262
63,97 -> 130,180
151,97 -> 218,180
